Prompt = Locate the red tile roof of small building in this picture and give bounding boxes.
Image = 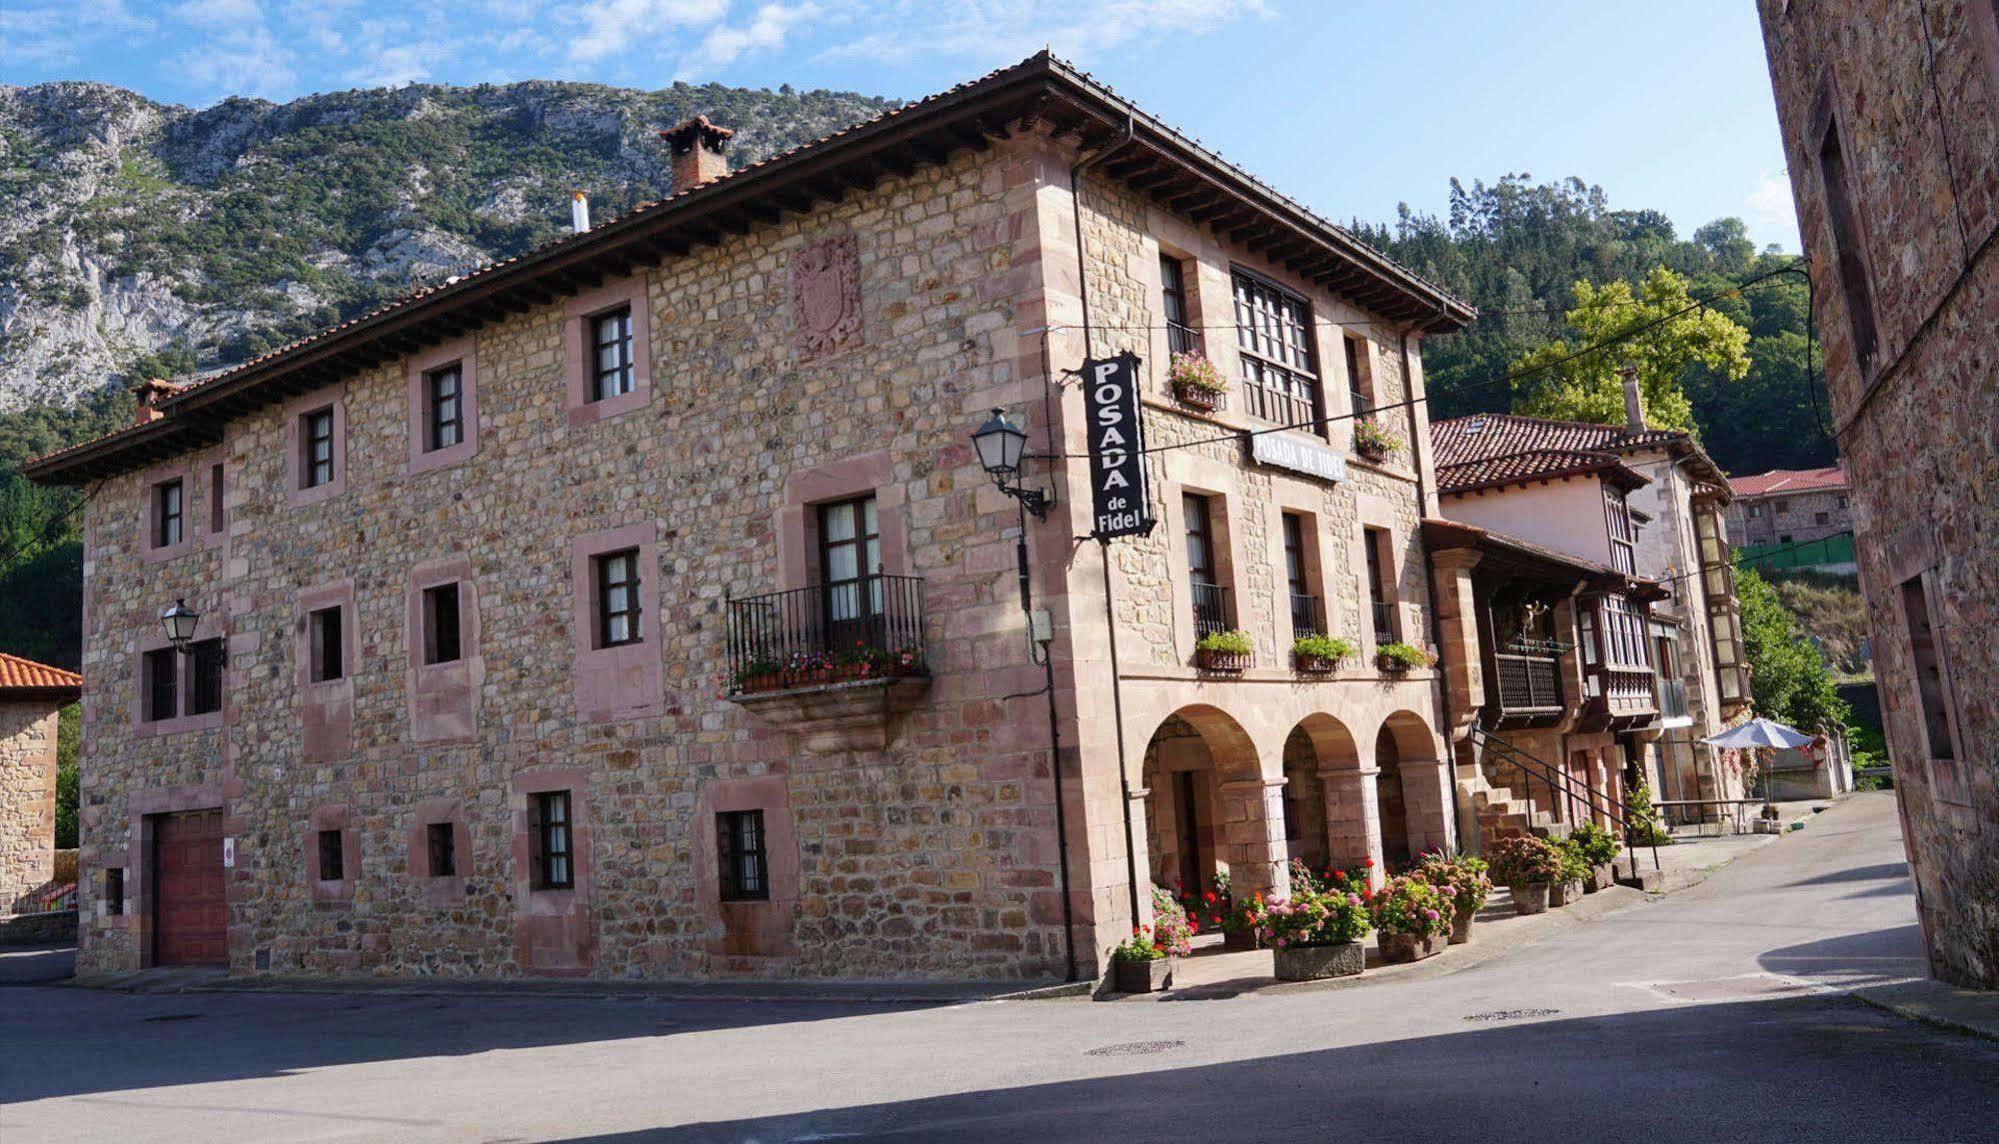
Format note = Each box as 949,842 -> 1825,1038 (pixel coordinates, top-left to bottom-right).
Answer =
1429,413 -> 1672,495
0,652 -> 82,697
1728,465 -> 1847,498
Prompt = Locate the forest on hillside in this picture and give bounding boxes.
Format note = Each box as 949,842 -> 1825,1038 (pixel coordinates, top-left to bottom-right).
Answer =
0,173 -> 1836,669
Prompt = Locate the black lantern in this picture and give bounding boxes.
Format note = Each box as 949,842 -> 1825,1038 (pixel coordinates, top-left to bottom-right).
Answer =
971,408 -> 1051,520
160,598 -> 200,653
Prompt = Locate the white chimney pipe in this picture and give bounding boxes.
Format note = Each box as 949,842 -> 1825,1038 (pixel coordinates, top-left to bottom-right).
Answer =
570,190 -> 590,234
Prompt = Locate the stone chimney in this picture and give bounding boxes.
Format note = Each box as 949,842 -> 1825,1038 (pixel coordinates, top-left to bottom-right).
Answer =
659,115 -> 733,192
1620,366 -> 1646,433
131,378 -> 183,426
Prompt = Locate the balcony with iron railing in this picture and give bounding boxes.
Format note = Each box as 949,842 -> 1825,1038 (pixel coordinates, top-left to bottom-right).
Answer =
724,573 -> 930,752
1369,600 -> 1395,645
1290,593 -> 1323,638
1492,652 -> 1563,718
1191,581 -> 1232,640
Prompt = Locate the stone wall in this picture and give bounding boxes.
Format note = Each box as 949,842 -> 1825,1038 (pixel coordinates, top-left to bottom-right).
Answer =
1726,488 -> 1852,547
0,701 -> 61,914
1759,0 -> 1999,986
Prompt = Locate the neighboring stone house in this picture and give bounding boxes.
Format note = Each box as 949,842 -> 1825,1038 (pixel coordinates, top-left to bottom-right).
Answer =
1759,0 -> 1999,987
1429,400 -> 1754,832
1724,465 -> 1851,547
1,653 -> 81,914
23,54 -> 1473,985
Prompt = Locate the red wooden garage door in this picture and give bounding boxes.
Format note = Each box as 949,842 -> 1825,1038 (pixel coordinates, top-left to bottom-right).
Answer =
154,809 -> 226,966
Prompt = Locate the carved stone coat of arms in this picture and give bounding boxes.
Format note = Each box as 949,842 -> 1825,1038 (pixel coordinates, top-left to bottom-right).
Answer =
792,235 -> 862,360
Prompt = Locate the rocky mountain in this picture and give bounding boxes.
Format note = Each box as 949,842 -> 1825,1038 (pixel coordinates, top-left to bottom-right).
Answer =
0,78 -> 897,409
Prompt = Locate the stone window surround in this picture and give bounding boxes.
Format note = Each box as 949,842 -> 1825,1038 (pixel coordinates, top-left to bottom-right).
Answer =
1805,79 -> 1885,385
306,804 -> 358,905
510,766 -> 595,976
116,783 -> 233,966
200,451 -> 228,548
404,556 -> 482,743
776,452 -> 911,590
129,626 -> 226,738
407,797 -> 471,908
405,336 -> 481,474
295,580 -> 356,763
695,777 -> 799,960
569,523 -> 664,723
1264,477 -> 1336,645
283,381 -> 348,508
1884,526 -> 1969,811
137,459 -> 193,565
1162,455 -> 1245,662
563,275 -> 653,428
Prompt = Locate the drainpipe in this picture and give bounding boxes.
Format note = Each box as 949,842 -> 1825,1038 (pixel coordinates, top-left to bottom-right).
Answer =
1402,323 -> 1463,854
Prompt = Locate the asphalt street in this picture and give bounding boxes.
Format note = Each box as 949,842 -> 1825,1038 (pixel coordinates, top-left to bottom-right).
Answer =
2,791 -> 1991,1142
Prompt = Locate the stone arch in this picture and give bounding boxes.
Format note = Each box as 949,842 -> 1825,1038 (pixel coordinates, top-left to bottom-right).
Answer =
1280,713 -> 1374,882
1377,709 -> 1455,866
1139,705 -> 1287,907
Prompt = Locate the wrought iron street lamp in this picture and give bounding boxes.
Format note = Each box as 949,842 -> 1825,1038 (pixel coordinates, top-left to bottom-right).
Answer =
160,598 -> 200,654
971,407 -> 1053,520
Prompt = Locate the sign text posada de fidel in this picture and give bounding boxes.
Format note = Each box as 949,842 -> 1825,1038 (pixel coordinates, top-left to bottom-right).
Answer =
1082,351 -> 1154,540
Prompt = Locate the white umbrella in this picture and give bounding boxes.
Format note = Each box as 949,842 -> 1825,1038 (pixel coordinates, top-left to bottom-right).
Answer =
1701,717 -> 1816,750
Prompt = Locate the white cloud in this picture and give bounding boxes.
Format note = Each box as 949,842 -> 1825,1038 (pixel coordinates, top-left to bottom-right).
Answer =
821,0 -> 1268,65
699,2 -> 818,68
175,0 -> 267,28
176,22 -> 295,98
1746,171 -> 1797,230
568,0 -> 732,62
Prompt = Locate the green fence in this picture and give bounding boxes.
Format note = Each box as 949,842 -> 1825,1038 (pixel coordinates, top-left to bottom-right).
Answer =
1735,532 -> 1855,572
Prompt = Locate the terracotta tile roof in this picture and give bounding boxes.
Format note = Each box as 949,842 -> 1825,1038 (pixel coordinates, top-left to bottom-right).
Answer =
1728,464 -> 1847,498
0,652 -> 82,696
1429,413 -> 1672,495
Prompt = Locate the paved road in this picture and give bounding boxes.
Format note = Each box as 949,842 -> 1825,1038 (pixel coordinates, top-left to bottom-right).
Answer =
3,792 -> 1992,1142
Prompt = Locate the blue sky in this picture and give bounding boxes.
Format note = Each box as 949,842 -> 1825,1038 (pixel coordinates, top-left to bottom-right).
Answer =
1,1 -> 1800,249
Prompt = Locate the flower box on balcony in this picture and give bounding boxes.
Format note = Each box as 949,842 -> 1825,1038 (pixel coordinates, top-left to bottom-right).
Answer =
1353,418 -> 1403,464
1195,629 -> 1253,674
1168,352 -> 1228,413
1172,380 -> 1223,412
1292,634 -> 1354,676
724,574 -> 930,752
1374,641 -> 1436,674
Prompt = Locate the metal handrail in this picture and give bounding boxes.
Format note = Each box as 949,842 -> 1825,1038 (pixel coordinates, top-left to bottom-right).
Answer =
1190,581 -> 1231,638
725,573 -> 926,692
1289,593 -> 1323,637
1471,726 -> 1659,874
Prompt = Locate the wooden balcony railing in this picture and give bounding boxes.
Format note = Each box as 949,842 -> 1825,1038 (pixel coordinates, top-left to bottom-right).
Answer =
1493,652 -> 1562,713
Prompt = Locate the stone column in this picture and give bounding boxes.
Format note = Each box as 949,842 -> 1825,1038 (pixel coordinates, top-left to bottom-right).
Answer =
1127,784 -> 1155,929
1216,777 -> 1291,900
1399,757 -> 1457,857
1427,548 -> 1486,744
1322,769 -> 1385,889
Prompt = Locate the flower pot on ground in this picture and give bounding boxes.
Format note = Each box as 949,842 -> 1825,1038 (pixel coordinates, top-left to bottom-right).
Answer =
1550,837 -> 1592,905
1168,351 -> 1228,412
1451,906 -> 1476,944
1259,888 -> 1372,981
1487,835 -> 1563,917
1568,822 -> 1620,894
1291,633 -> 1354,676
1590,863 -> 1615,892
1378,932 -> 1443,963
1370,874 -> 1454,962
1195,629 -> 1254,674
1374,641 -> 1436,674
1412,853 -> 1490,946
1510,881 -> 1552,914
1113,955 -> 1175,993
1551,878 -> 1588,906
1220,890 -> 1266,949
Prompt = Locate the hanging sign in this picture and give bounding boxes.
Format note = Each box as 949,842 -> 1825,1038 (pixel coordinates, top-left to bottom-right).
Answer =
1082,351 -> 1153,539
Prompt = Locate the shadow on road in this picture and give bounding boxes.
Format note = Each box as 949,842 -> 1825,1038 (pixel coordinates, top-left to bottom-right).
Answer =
567,997 -> 1999,1142
1784,862 -> 1908,887
1758,925 -> 1927,986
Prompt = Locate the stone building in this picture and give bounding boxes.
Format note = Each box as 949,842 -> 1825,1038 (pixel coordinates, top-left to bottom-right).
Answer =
1723,465 -> 1851,547
1759,0 -> 1999,987
1428,400 -> 1753,832
1,653 -> 80,914
24,54 -> 1473,985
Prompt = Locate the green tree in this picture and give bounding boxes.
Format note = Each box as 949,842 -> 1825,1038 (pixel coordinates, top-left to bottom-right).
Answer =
1736,566 -> 1849,731
1512,266 -> 1752,432
56,703 -> 79,849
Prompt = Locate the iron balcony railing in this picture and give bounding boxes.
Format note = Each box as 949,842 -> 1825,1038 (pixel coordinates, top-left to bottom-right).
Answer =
725,573 -> 926,693
1493,652 -> 1562,712
1190,581 -> 1232,639
1370,600 -> 1395,645
1290,593 -> 1323,637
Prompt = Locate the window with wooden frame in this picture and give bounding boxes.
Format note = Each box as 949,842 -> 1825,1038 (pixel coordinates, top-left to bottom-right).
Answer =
1184,493 -> 1228,636
590,306 -> 635,402
1231,270 -> 1322,434
1160,254 -> 1199,356
593,549 -> 641,648
1364,527 -> 1396,644
153,479 -> 184,548
308,606 -> 344,682
142,648 -> 177,722
1344,334 -> 1374,416
1605,488 -> 1637,576
818,496 -> 882,643
1816,118 -> 1879,368
717,810 -> 769,902
1900,574 -> 1958,763
422,582 -> 463,665
426,822 -> 457,878
187,638 -> 224,716
530,791 -> 574,890
317,829 -> 345,882
302,407 -> 336,488
425,363 -> 464,452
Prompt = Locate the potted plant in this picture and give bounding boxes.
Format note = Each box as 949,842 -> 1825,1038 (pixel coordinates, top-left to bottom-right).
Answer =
1371,874 -> 1455,963
1259,890 -> 1371,980
1570,821 -> 1621,892
1488,834 -> 1562,915
1375,641 -> 1436,674
1353,418 -> 1403,463
1220,889 -> 1266,951
1151,886 -> 1197,956
1549,838 -> 1591,906
1109,928 -> 1173,993
1291,633 -> 1355,675
1413,853 -> 1490,944
1196,629 -> 1254,673
1168,351 -> 1229,411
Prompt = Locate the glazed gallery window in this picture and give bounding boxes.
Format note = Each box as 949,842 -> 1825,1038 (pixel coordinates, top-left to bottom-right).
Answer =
590,306 -> 635,402
531,791 -> 574,890
422,583 -> 463,665
717,810 -> 769,902
317,829 -> 345,882
1160,255 -> 1198,356
1231,270 -> 1322,433
302,407 -> 336,488
308,606 -> 344,683
152,479 -> 184,548
425,364 -> 464,452
427,822 -> 457,878
1605,488 -> 1637,576
594,550 -> 641,648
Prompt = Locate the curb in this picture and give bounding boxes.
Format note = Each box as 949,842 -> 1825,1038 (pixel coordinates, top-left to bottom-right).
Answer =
1851,987 -> 1999,1045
